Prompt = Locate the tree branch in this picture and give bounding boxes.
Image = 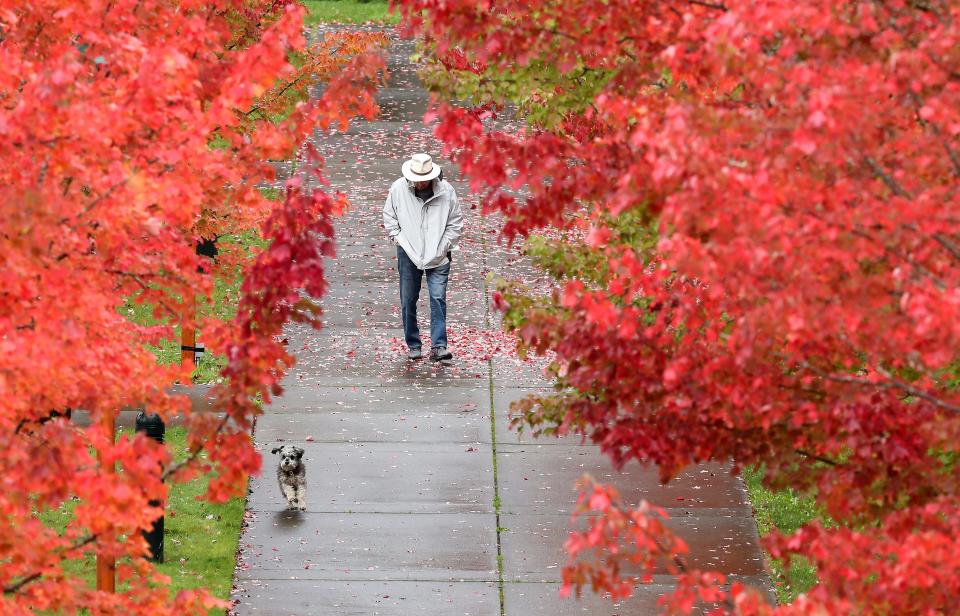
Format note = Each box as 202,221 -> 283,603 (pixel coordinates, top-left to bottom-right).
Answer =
3,573 -> 43,596
82,179 -> 127,215
802,208 -> 947,289
688,0 -> 728,10
795,448 -> 841,466
941,141 -> 960,179
101,269 -> 182,320
873,366 -> 960,414
244,71 -> 311,118
933,233 -> 960,262
864,155 -> 910,198
800,361 -> 960,415
2,535 -> 96,594
160,414 -> 231,481
906,91 -> 960,179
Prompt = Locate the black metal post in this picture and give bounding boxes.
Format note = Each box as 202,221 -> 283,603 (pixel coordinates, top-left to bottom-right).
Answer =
192,237 -> 219,366
135,410 -> 165,562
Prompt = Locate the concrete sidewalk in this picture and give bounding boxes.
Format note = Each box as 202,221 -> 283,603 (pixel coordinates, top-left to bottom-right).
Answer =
230,27 -> 771,616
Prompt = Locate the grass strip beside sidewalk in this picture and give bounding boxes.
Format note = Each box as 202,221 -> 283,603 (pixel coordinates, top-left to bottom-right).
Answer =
39,427 -> 246,608
301,0 -> 397,25
742,466 -> 821,603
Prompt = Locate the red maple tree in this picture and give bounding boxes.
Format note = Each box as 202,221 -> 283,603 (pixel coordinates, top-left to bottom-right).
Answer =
395,0 -> 960,612
0,1 -> 384,612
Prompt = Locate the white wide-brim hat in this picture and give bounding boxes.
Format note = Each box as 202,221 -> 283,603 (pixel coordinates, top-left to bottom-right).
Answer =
402,153 -> 442,182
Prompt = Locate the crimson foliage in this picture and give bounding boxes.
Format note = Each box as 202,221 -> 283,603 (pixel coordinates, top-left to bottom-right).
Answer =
395,0 -> 960,612
0,2 -> 384,612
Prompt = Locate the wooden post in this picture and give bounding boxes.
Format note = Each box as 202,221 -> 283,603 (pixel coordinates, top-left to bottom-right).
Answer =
96,411 -> 116,593
180,300 -> 196,384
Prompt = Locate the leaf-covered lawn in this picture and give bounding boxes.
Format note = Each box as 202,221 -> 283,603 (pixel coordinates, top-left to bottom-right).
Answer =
301,0 -> 397,25
742,467 -> 821,604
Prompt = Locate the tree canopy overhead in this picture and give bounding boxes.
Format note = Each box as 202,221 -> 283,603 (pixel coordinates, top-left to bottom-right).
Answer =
0,1 -> 384,612
395,0 -> 960,612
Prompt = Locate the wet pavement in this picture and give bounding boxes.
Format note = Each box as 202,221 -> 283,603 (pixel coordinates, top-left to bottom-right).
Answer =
230,26 -> 772,616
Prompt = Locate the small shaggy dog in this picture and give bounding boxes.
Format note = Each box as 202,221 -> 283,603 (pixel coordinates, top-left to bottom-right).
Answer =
270,445 -> 306,511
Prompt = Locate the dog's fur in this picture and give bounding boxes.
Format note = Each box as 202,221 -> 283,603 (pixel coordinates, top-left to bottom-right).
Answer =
270,445 -> 306,511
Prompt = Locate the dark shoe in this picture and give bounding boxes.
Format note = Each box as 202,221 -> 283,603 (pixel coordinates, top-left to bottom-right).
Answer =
407,348 -> 423,360
429,347 -> 453,362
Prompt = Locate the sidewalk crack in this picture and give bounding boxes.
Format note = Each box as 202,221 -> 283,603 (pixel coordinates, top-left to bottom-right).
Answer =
481,210 -> 506,615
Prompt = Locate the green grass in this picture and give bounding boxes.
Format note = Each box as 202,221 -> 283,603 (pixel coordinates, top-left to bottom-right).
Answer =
301,0 -> 397,25
742,466 -> 821,604
38,427 -> 246,608
258,187 -> 284,202
122,231 -> 266,385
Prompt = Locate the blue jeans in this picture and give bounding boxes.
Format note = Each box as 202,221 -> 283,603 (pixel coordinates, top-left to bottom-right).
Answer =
397,246 -> 449,350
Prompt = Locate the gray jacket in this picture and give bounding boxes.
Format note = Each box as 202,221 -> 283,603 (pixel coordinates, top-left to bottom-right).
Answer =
383,177 -> 463,270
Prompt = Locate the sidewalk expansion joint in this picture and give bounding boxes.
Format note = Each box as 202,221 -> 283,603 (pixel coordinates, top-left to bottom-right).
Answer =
488,358 -> 505,616
481,205 -> 506,615
240,576 -> 504,583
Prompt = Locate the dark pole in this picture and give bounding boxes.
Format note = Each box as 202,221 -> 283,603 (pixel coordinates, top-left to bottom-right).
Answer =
136,410 -> 165,562
188,237 -> 219,366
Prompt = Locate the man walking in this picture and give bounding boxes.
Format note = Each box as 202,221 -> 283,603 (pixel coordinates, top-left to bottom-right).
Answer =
383,153 -> 463,362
